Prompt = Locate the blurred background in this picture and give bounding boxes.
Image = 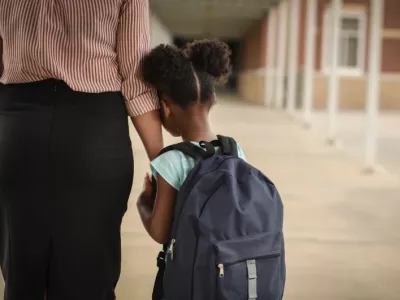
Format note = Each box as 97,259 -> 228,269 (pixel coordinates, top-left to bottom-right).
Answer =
148,0 -> 400,178
123,0 -> 400,299
2,0 -> 400,299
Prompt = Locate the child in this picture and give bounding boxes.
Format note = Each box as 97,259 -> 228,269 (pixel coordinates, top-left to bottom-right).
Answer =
136,39 -> 246,245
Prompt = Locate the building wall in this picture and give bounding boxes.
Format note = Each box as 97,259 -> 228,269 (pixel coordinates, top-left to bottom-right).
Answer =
149,11 -> 172,47
382,0 -> 400,72
238,16 -> 268,105
238,1 -> 294,105
238,0 -> 400,110
307,0 -> 400,109
312,75 -> 400,109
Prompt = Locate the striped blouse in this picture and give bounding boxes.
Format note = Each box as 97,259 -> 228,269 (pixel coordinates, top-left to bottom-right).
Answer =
0,0 -> 158,116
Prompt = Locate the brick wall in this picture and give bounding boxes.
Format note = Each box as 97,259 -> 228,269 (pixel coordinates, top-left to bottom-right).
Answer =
298,0 -> 400,73
241,18 -> 264,70
238,0 -> 400,109
382,0 -> 400,72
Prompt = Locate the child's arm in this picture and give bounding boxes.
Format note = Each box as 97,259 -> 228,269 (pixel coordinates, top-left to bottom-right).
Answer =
137,173 -> 177,244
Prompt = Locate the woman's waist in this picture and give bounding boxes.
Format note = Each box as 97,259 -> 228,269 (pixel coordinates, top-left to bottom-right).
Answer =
0,79 -> 126,118
0,63 -> 122,94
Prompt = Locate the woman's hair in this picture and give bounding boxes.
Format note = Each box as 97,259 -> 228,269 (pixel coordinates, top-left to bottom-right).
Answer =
142,39 -> 232,109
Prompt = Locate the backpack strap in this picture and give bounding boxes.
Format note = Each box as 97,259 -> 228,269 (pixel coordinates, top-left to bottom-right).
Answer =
247,260 -> 258,300
152,142 -> 214,193
152,245 -> 168,300
156,136 -> 236,161
210,135 -> 239,157
158,142 -> 215,160
152,143 -> 202,197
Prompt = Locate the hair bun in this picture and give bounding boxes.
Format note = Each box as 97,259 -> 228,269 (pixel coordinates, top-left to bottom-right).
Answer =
142,44 -> 191,91
184,39 -> 232,81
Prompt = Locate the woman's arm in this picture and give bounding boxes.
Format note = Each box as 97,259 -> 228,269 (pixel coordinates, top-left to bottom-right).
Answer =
0,37 -> 3,76
131,112 -> 163,161
116,0 -> 163,160
137,174 -> 177,244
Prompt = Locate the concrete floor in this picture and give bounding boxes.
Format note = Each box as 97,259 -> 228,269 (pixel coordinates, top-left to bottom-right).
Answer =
2,98 -> 400,299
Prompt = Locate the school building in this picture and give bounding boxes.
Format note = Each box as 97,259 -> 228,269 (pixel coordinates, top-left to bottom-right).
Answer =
149,0 -> 400,111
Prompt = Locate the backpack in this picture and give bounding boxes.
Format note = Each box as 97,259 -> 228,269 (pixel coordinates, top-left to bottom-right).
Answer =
152,135 -> 286,300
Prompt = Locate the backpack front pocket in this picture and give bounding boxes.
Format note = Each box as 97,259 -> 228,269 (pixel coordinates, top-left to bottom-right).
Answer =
215,231 -> 284,300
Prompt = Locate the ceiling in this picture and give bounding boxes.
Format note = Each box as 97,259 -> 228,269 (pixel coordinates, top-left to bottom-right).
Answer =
150,0 -> 281,39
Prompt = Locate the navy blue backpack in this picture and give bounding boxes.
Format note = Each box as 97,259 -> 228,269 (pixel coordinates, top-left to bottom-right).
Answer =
152,136 -> 285,300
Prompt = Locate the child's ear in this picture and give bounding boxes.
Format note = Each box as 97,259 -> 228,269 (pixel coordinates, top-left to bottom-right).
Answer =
161,100 -> 170,117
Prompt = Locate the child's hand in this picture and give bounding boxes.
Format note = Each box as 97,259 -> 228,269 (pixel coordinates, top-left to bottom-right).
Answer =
142,172 -> 153,197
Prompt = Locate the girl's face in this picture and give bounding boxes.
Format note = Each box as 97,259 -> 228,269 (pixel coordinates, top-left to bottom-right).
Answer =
160,97 -> 181,137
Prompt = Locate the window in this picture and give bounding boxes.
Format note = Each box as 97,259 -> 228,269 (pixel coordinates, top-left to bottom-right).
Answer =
322,7 -> 366,76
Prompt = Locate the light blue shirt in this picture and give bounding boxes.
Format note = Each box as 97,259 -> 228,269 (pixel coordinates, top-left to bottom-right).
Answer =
151,142 -> 246,191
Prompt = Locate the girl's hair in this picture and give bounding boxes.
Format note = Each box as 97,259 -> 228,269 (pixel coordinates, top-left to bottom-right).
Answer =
142,39 -> 232,109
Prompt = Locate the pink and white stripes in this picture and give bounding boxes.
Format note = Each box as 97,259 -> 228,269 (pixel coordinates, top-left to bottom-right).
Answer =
0,0 -> 158,116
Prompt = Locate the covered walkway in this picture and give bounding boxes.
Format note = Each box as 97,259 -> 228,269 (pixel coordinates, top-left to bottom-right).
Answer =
116,98 -> 400,299
149,0 -> 400,174
0,97 -> 398,298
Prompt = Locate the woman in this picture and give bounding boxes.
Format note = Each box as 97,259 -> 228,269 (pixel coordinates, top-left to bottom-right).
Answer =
0,0 -> 163,299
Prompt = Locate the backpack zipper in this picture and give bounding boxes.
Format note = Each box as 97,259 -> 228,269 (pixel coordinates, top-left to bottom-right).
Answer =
216,253 -> 281,278
168,239 -> 176,260
218,264 -> 225,277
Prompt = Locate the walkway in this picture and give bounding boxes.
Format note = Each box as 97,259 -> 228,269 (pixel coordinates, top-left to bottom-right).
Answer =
1,98 -> 400,299
120,98 -> 400,299
307,111 -> 400,177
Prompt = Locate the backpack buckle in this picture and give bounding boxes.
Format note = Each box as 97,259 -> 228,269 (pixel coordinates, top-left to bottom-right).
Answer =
199,141 -> 215,157
157,251 -> 166,268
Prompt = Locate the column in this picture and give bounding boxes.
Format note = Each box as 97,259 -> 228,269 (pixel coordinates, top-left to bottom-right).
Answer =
265,8 -> 278,107
327,0 -> 342,144
274,1 -> 288,108
286,0 -> 300,115
302,0 -> 317,127
364,0 -> 384,173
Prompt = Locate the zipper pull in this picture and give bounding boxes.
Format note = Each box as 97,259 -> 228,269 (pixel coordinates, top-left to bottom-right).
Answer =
218,264 -> 224,277
168,239 -> 176,260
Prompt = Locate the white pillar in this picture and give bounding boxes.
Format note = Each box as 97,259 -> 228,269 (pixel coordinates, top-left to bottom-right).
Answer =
275,1 -> 288,108
286,0 -> 300,115
364,0 -> 384,173
327,0 -> 342,144
265,8 -> 278,107
302,0 -> 317,127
